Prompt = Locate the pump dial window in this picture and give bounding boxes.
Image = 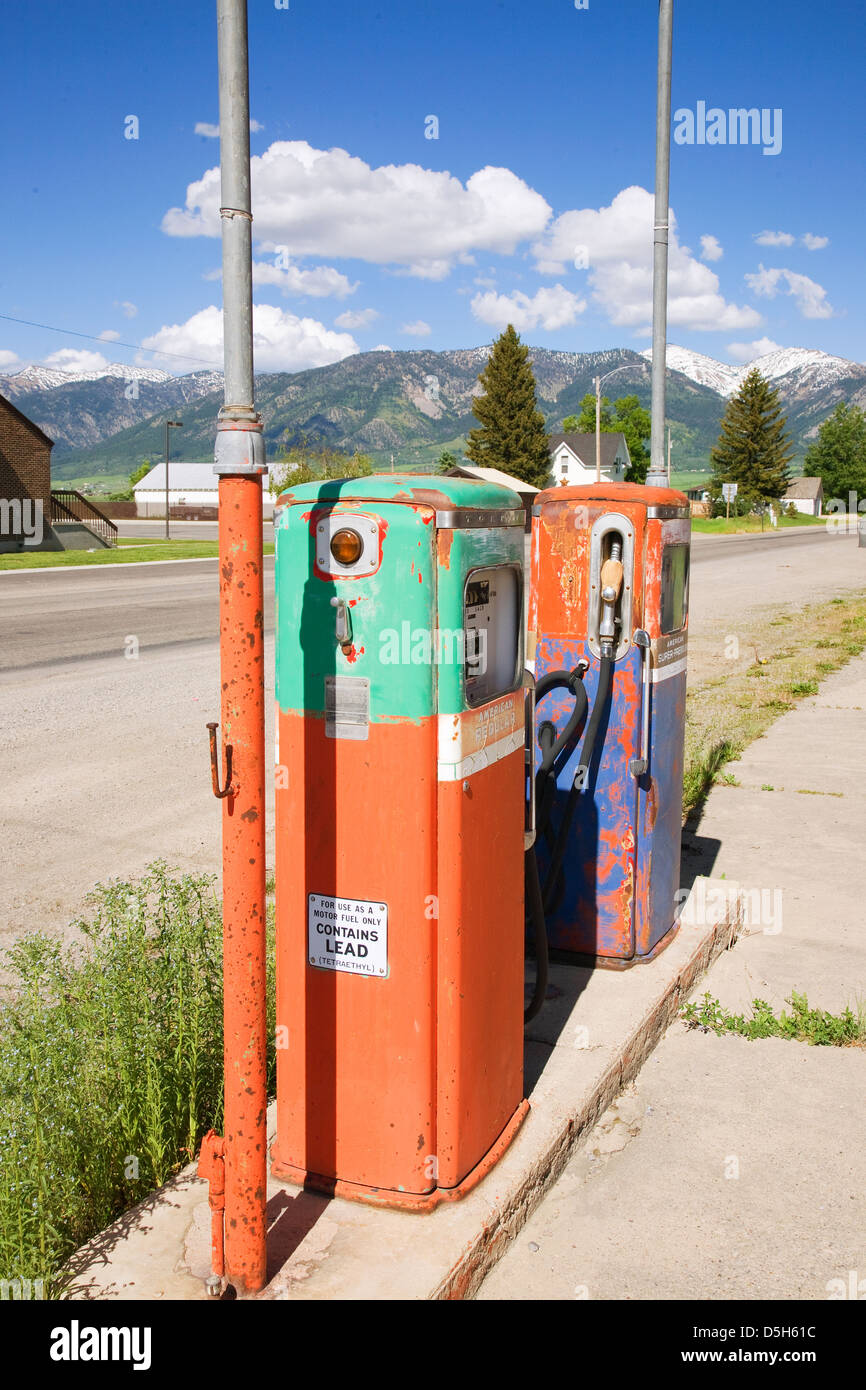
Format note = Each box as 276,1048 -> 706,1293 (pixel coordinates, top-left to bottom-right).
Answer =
463,565 -> 521,708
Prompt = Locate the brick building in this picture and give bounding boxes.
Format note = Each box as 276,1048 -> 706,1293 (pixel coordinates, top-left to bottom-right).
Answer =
0,391 -> 53,550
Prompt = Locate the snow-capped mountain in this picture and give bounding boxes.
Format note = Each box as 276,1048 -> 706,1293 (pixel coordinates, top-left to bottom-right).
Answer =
641,345 -> 865,399
0,365 -> 226,456
0,362 -> 176,394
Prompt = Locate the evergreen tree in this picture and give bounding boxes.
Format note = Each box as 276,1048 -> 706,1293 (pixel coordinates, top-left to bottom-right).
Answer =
436,449 -> 458,475
563,392 -> 651,483
710,369 -> 793,504
466,325 -> 551,486
804,401 -> 866,508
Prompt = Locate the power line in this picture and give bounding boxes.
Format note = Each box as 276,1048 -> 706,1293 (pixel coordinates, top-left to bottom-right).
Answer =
0,312 -> 223,370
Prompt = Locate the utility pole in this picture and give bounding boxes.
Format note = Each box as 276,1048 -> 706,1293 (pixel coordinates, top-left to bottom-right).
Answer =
594,377 -> 601,483
211,0 -> 268,1298
164,420 -> 182,539
648,0 -> 674,487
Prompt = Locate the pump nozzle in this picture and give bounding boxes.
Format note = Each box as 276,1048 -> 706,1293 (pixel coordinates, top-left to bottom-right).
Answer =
598,547 -> 624,655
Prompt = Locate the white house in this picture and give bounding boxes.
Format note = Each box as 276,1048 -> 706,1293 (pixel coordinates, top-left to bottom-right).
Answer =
134,461 -> 274,519
781,477 -> 823,517
548,432 -> 630,486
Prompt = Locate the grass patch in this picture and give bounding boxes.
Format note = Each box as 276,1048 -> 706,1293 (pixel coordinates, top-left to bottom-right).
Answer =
691,514 -> 825,535
683,590 -> 866,816
0,864 -> 276,1297
681,991 -> 865,1046
0,541 -> 275,570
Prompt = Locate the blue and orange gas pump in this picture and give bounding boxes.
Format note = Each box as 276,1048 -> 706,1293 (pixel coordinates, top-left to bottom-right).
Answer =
528,482 -> 691,966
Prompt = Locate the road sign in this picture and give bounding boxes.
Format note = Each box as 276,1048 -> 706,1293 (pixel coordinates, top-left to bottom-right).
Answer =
722,483 -> 738,502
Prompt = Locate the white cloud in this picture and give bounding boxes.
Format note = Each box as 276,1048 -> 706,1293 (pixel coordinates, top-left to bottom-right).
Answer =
471,284 -> 586,333
114,300 -> 138,318
700,235 -> 723,262
802,232 -> 829,251
373,344 -> 393,352
0,349 -> 20,369
726,337 -> 784,363
252,259 -> 356,298
141,304 -> 358,372
335,307 -> 380,330
195,120 -> 263,138
744,264 -> 834,319
401,320 -> 432,337
532,187 -> 761,333
754,230 -> 795,247
42,348 -> 111,373
98,329 -> 121,341
162,139 -> 552,278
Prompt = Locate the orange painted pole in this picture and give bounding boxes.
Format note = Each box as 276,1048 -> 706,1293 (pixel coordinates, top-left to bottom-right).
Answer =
217,464 -> 268,1294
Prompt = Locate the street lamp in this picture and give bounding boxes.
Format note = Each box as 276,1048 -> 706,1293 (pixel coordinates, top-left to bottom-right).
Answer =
593,363 -> 648,484
164,420 -> 183,539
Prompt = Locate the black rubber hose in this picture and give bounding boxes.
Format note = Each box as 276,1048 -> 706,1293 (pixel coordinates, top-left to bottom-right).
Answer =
536,670 -> 588,781
523,847 -> 548,1023
541,653 -> 613,914
524,666 -> 587,1022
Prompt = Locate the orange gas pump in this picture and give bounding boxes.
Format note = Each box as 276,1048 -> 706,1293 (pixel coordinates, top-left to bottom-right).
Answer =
269,475 -> 532,1208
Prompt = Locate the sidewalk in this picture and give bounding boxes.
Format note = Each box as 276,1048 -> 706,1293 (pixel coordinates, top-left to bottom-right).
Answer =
479,652 -> 866,1301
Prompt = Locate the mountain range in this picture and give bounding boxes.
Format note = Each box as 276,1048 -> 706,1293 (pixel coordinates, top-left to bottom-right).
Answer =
2,344 -> 864,489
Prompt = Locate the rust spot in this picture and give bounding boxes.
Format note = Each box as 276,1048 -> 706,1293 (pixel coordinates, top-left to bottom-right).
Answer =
241,808 -> 259,823
645,776 -> 658,830
437,528 -> 453,570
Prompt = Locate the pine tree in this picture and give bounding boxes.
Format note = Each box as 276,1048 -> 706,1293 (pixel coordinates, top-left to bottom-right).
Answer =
710,368 -> 793,504
466,325 -> 551,486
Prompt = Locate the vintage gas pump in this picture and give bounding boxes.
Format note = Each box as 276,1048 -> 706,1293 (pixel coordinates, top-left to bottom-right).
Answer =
529,482 -> 690,965
270,474 -> 531,1207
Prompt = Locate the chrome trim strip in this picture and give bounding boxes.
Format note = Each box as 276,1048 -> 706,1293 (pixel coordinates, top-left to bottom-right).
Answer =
434,507 -> 525,529
646,504 -> 691,519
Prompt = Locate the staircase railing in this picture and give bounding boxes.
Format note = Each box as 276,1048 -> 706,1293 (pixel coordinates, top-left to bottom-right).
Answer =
49,490 -> 118,548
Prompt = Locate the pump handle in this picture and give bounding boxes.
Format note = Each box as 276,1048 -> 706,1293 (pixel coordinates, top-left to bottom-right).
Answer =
629,630 -> 651,777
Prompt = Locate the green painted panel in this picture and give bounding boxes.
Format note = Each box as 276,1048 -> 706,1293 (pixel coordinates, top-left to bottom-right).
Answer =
275,476 -> 526,721
276,497 -> 436,721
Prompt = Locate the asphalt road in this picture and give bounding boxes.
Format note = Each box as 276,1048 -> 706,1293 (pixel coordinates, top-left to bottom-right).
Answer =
0,525 -> 853,675
0,525 -> 864,955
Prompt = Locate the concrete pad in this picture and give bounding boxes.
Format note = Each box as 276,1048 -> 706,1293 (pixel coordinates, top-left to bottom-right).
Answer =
68,879 -> 740,1302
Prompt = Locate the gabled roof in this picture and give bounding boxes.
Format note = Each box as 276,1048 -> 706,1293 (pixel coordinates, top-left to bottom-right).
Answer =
783,476 -> 823,500
447,464 -> 539,493
134,461 -> 269,490
549,432 -> 629,470
0,391 -> 54,448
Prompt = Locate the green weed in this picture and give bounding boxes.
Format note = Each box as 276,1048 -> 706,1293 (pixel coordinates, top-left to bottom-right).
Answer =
681,991 -> 864,1045
0,864 -> 276,1298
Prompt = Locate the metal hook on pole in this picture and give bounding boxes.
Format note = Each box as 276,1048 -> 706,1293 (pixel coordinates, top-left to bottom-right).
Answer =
206,722 -> 235,799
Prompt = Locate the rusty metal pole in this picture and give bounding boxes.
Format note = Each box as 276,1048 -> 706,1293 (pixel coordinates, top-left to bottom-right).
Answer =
211,0 -> 268,1296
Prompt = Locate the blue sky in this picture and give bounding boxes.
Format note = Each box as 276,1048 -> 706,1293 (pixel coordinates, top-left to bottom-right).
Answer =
0,0 -> 862,378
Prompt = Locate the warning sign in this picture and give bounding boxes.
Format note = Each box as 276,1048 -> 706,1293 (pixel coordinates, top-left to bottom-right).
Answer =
307,894 -> 388,978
